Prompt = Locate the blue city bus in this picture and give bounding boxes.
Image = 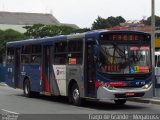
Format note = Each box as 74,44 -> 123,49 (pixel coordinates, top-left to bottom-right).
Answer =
6,30 -> 153,105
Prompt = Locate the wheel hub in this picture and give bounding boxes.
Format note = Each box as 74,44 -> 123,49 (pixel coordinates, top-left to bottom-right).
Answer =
25,84 -> 29,95
73,89 -> 79,100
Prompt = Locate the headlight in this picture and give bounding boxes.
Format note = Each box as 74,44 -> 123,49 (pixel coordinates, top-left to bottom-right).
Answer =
142,82 -> 152,89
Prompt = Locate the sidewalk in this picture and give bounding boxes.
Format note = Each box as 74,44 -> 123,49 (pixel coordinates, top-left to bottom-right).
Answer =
128,97 -> 160,105
0,82 -> 7,86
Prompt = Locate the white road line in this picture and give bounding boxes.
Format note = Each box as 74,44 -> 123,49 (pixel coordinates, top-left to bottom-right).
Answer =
1,109 -> 19,114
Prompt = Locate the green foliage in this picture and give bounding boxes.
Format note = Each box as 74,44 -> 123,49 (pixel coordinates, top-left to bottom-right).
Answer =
0,29 -> 28,63
73,28 -> 91,33
24,24 -> 91,38
92,16 -> 110,30
92,16 -> 126,30
145,15 -> 160,26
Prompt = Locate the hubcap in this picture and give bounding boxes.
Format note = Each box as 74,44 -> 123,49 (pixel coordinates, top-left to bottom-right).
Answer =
25,83 -> 29,95
73,89 -> 79,100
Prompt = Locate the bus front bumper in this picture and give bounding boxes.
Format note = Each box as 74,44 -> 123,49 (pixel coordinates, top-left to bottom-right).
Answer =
97,84 -> 153,101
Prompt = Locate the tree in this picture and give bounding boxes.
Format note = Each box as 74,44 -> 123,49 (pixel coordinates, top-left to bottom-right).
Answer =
92,16 -> 126,30
107,16 -> 117,27
145,15 -> 160,26
92,16 -> 110,30
24,24 -> 90,38
116,16 -> 126,24
24,24 -> 46,38
73,28 -> 91,33
0,29 -> 28,63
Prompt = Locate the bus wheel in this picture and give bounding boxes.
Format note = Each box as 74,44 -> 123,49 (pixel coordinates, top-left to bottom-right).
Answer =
23,79 -> 39,97
71,84 -> 81,106
24,79 -> 31,97
23,79 -> 34,97
114,99 -> 126,105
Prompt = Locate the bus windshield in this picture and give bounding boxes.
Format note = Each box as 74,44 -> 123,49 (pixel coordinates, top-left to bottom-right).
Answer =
98,44 -> 151,74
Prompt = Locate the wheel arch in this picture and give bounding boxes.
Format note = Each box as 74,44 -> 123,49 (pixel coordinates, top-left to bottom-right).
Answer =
68,79 -> 78,96
23,76 -> 30,89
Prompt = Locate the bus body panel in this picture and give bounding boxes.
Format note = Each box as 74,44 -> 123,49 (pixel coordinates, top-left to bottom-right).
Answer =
6,30 -> 153,102
95,73 -> 153,100
66,65 -> 85,97
52,65 -> 67,96
20,64 -> 41,92
6,64 -> 14,87
49,64 -> 61,96
97,85 -> 153,101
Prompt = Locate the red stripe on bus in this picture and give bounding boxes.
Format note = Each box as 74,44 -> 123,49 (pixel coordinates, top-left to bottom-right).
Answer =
45,76 -> 50,92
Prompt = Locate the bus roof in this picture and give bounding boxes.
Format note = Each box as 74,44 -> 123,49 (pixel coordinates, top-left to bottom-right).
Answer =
6,35 -> 67,47
6,29 -> 150,47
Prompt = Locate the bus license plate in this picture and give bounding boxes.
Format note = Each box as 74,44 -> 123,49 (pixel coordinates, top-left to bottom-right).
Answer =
125,92 -> 135,96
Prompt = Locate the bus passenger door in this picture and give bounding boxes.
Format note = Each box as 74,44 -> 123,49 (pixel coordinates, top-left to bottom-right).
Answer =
42,46 -> 51,93
14,48 -> 20,88
85,42 -> 96,97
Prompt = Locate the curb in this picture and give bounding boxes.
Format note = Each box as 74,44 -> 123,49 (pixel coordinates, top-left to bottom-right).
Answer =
128,98 -> 160,105
128,98 -> 150,103
150,99 -> 160,105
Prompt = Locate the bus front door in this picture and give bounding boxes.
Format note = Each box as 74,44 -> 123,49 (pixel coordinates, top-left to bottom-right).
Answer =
86,42 -> 96,97
14,48 -> 20,88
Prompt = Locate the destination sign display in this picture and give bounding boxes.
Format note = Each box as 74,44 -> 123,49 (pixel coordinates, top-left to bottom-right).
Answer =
100,33 -> 150,41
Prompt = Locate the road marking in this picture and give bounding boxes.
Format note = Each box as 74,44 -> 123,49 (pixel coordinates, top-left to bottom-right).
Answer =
1,109 -> 19,114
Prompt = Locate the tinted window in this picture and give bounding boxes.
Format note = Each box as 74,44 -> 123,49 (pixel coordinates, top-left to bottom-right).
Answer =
68,40 -> 83,52
54,41 -> 67,65
7,47 -> 14,64
21,45 -> 32,54
31,55 -> 41,64
68,39 -> 83,65
32,45 -> 41,54
21,45 -> 41,64
55,42 -> 67,53
21,55 -> 30,64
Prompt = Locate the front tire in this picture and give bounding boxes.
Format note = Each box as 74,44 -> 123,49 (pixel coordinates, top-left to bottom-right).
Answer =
114,99 -> 127,105
71,84 -> 82,106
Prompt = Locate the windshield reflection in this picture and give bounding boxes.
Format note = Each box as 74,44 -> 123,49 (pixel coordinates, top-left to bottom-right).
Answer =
98,44 -> 151,74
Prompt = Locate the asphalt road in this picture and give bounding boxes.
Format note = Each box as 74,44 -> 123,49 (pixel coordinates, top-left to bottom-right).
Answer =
0,86 -> 160,120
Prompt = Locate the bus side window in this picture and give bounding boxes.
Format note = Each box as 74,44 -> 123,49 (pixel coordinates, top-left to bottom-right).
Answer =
21,45 -> 32,54
54,42 -> 67,65
31,55 -> 41,64
31,45 -> 41,64
7,47 -> 14,64
21,55 -> 30,64
68,39 -> 83,65
21,45 -> 32,64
